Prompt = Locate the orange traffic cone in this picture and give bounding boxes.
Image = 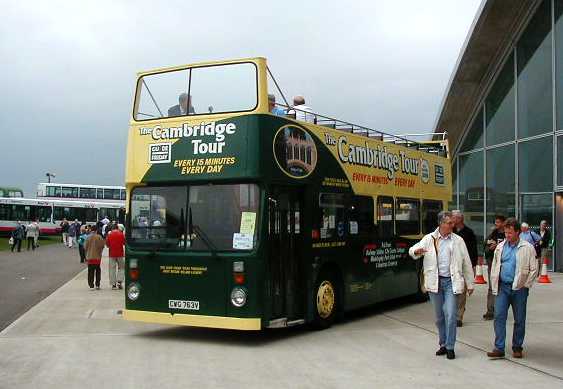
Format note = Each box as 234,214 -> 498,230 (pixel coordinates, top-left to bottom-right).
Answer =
474,256 -> 487,284
538,257 -> 552,284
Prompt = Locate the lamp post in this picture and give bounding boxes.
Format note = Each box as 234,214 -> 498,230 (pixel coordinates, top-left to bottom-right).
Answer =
46,172 -> 56,183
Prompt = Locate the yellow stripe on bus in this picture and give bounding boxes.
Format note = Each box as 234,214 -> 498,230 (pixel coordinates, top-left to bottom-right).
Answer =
123,309 -> 261,331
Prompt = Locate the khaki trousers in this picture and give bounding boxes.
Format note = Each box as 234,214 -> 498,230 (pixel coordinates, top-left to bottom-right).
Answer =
457,266 -> 475,321
108,257 -> 125,286
485,258 -> 495,315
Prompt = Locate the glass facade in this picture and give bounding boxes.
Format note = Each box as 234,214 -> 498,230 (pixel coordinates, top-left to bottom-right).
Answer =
458,152 -> 484,252
461,109 -> 484,152
519,137 -> 553,192
486,54 -> 515,146
486,145 -> 516,229
453,0 -> 561,269
517,0 -> 553,138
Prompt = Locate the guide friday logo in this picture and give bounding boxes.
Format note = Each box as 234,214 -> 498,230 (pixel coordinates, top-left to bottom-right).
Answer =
139,121 -> 237,163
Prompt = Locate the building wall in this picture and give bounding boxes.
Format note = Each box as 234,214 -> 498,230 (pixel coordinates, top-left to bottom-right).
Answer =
451,0 -> 563,270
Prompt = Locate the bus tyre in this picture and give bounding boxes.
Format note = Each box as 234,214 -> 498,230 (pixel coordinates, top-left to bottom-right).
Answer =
312,271 -> 339,329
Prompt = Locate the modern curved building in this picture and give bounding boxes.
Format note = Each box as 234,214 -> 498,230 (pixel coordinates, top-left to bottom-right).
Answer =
435,0 -> 563,271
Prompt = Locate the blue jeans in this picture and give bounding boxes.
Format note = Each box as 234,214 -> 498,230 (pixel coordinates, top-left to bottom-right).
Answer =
429,276 -> 458,350
494,282 -> 529,352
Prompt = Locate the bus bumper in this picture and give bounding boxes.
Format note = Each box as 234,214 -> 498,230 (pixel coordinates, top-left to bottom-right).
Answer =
123,309 -> 262,331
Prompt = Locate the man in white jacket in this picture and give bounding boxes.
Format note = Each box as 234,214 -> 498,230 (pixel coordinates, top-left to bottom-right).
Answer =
487,218 -> 538,359
409,211 -> 475,360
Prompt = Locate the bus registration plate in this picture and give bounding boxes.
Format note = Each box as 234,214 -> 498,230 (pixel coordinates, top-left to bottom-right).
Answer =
168,300 -> 200,310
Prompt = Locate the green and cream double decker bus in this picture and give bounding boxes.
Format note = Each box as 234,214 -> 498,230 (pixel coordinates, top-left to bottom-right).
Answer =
123,57 -> 451,330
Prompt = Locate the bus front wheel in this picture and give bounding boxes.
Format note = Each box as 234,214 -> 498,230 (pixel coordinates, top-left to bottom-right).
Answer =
312,271 -> 339,329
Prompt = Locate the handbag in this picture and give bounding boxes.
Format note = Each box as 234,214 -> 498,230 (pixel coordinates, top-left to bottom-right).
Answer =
9,237 -> 14,246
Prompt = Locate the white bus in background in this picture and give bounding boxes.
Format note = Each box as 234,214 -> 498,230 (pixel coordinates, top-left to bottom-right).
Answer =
36,182 -> 126,203
0,197 -> 125,235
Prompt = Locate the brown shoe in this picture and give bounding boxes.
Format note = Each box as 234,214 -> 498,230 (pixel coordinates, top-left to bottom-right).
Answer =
487,349 -> 505,359
513,350 -> 523,359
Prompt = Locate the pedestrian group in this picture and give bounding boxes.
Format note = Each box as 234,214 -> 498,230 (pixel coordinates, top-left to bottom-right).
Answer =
409,211 -> 546,360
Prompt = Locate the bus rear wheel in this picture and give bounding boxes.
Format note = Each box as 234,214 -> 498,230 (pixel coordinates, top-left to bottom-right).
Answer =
312,272 -> 339,329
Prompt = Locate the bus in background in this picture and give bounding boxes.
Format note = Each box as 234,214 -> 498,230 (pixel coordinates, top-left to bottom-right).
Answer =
123,57 -> 450,331
0,187 -> 24,198
0,197 -> 125,235
37,183 -> 126,203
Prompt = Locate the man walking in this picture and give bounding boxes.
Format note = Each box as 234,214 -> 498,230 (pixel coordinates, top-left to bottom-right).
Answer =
452,210 -> 478,327
483,215 -> 506,320
85,225 -> 105,290
11,221 -> 26,252
26,220 -> 40,251
409,211 -> 475,360
60,218 -> 70,246
68,219 -> 80,248
106,224 -> 125,290
487,218 -> 538,359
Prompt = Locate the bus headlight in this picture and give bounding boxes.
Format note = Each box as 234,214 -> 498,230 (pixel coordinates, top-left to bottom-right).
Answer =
230,287 -> 247,307
127,283 -> 141,301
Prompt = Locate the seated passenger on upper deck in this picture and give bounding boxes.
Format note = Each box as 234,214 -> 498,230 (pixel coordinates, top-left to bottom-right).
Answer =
168,93 -> 195,117
288,95 -> 315,123
268,94 -> 286,116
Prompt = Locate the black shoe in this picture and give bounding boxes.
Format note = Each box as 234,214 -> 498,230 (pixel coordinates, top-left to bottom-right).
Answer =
457,320 -> 463,327
483,312 -> 494,320
446,350 -> 455,360
436,346 -> 447,356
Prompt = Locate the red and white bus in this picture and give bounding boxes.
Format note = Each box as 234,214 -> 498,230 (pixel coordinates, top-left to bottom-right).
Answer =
0,197 -> 125,235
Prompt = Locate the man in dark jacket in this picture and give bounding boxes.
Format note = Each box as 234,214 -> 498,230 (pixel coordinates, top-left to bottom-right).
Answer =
11,221 -> 26,252
452,210 -> 478,327
483,215 -> 506,320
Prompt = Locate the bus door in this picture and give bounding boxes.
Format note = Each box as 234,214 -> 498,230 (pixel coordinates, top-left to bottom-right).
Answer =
268,187 -> 305,322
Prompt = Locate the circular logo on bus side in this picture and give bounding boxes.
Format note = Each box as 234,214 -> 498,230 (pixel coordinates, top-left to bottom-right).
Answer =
273,125 -> 318,179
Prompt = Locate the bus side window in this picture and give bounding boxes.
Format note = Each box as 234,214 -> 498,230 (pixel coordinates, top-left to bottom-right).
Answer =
348,196 -> 374,237
396,198 -> 420,236
317,193 -> 346,240
422,200 -> 443,234
376,196 -> 394,239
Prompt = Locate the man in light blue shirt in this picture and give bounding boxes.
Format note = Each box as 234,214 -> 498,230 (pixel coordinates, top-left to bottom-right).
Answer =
499,239 -> 518,283
487,218 -> 537,360
519,222 -> 540,247
437,233 -> 453,277
268,94 -> 286,116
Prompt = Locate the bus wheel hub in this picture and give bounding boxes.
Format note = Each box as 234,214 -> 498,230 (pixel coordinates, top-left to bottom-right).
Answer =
316,280 -> 335,319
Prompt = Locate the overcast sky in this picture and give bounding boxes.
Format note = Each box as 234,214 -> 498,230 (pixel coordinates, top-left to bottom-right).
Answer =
0,0 -> 482,197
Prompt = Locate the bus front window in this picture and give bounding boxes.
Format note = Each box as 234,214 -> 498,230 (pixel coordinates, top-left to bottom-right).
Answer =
129,184 -> 260,251
134,62 -> 258,121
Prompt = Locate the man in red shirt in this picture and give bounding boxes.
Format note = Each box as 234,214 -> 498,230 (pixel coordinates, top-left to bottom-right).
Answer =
106,224 -> 126,290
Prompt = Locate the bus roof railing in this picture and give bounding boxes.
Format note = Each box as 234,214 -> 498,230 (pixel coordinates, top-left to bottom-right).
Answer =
275,103 -> 448,157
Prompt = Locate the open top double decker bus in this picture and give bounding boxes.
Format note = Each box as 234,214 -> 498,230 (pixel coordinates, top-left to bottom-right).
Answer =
124,57 -> 451,330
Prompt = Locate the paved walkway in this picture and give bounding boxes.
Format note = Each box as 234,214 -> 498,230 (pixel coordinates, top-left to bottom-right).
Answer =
0,265 -> 562,388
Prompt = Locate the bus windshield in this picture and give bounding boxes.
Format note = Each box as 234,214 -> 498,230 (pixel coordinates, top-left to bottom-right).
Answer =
129,184 -> 260,251
135,62 -> 258,120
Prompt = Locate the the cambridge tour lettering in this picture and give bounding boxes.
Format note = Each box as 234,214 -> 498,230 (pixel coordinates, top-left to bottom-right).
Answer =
139,122 -> 237,155
324,132 -> 424,180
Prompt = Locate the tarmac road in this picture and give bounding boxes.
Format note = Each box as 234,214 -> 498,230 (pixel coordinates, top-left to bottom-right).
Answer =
0,242 -> 85,331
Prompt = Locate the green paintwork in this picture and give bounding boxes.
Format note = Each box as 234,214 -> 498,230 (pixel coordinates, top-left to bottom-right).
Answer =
126,114 -> 422,326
